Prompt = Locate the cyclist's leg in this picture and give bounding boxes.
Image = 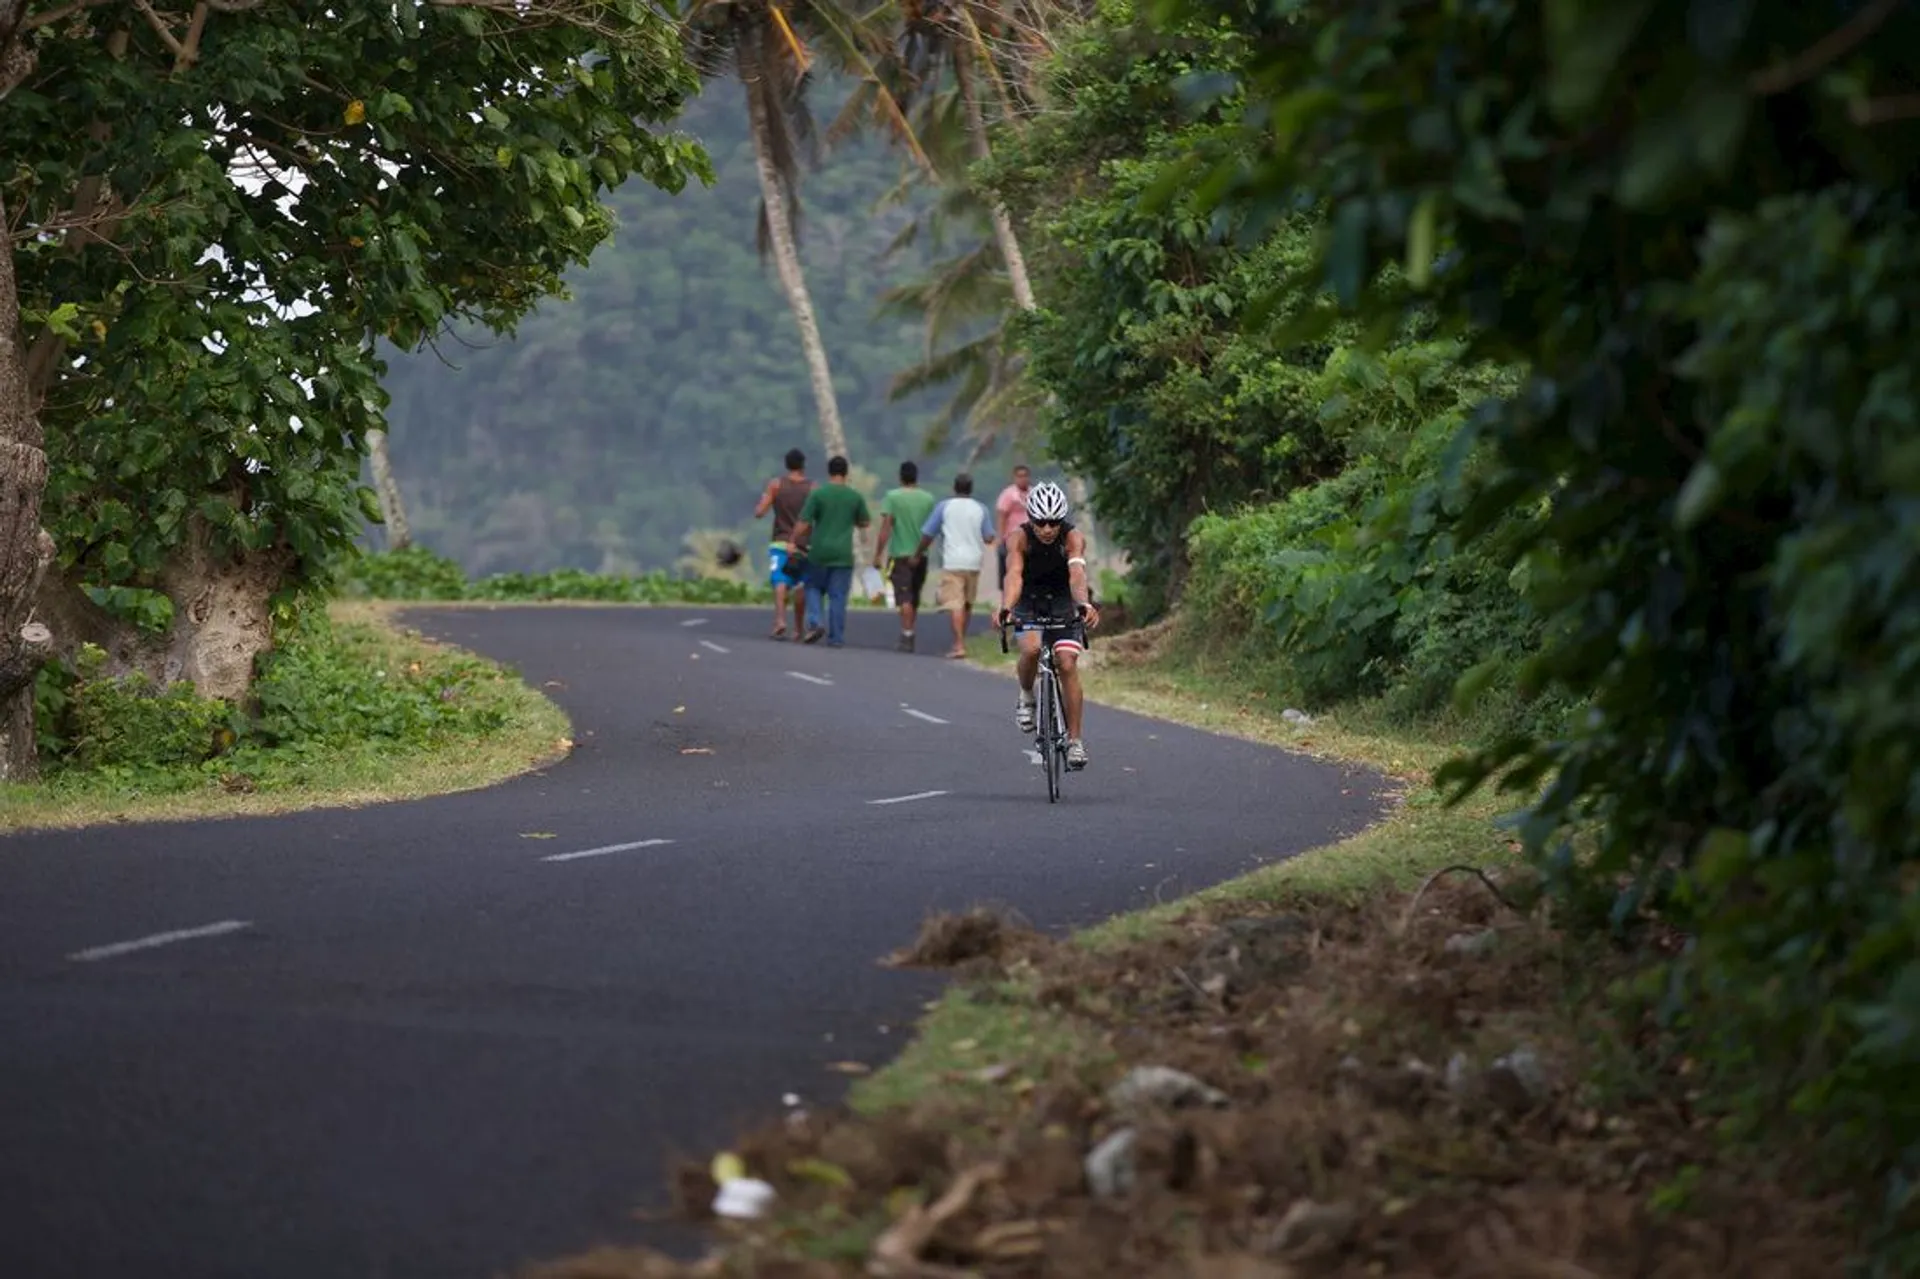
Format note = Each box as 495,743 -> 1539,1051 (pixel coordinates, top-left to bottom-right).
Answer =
1013,624 -> 1041,731
1053,626 -> 1089,763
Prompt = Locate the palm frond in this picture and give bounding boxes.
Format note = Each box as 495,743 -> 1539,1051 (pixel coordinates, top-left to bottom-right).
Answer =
887,332 -> 1000,401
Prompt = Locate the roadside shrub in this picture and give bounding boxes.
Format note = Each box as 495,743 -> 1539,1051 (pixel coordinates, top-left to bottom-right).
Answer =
1183,338 -> 1552,736
337,547 -> 769,605
336,545 -> 469,600
67,672 -> 231,772
246,613 -> 509,750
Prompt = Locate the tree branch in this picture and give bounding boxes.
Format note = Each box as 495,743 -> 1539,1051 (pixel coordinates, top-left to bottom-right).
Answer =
1749,0 -> 1903,96
1852,91 -> 1920,124
132,0 -> 188,60
180,0 -> 208,62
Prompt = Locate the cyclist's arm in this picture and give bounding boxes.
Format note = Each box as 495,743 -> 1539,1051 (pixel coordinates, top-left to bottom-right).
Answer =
999,535 -> 1026,620
1066,529 -> 1099,624
752,478 -> 778,519
872,513 -> 894,567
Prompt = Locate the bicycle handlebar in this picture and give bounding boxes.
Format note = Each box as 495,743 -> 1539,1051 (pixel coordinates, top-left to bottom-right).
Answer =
997,603 -> 1093,653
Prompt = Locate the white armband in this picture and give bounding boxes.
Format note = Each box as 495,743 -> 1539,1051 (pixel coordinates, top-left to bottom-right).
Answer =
1067,557 -> 1087,568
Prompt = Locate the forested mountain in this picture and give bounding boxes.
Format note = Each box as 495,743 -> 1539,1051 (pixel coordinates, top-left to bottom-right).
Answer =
376,81 -> 994,575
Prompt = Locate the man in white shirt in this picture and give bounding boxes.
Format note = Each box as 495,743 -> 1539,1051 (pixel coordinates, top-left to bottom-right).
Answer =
912,471 -> 998,659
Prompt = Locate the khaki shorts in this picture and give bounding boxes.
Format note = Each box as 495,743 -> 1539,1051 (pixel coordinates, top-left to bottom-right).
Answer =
936,569 -> 980,611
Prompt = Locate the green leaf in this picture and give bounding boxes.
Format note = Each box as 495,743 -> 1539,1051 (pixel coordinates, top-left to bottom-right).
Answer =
1544,0 -> 1657,123
1404,192 -> 1438,289
1673,459 -> 1723,529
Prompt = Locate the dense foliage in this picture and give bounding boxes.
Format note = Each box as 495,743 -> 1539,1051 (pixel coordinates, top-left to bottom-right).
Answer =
982,0 -> 1541,738
374,81 -> 1007,575
7,0 -> 705,631
1149,0 -> 1920,1255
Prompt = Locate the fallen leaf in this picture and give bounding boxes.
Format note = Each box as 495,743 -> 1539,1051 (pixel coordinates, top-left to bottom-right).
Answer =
972,1220 -> 1053,1260
680,746 -> 715,755
825,1060 -> 871,1075
787,1157 -> 854,1189
710,1152 -> 746,1185
673,705 -> 687,714
520,832 -> 557,840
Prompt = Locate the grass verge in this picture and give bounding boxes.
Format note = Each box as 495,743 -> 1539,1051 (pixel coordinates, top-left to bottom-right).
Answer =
0,599 -> 571,834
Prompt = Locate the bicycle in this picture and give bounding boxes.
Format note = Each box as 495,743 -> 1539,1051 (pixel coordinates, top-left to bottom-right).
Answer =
999,605 -> 1090,803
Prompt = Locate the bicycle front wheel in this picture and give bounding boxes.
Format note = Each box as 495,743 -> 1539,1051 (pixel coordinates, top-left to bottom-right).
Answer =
1039,669 -> 1062,802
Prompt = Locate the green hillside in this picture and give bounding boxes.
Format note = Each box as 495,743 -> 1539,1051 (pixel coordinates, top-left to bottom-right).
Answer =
375,81 -> 989,575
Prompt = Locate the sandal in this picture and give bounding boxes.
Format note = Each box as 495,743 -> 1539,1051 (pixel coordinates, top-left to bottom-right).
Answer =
769,625 -> 789,641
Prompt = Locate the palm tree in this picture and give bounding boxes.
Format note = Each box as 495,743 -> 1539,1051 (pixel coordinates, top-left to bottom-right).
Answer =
684,0 -> 850,463
365,429 -> 412,550
885,0 -> 1046,309
875,160 -> 1037,459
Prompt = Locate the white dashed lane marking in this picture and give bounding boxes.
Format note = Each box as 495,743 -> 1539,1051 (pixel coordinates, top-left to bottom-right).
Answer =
867,790 -> 949,806
699,639 -> 730,654
901,707 -> 948,725
68,920 -> 253,963
542,838 -> 676,864
787,671 -> 833,686
680,618 -> 708,627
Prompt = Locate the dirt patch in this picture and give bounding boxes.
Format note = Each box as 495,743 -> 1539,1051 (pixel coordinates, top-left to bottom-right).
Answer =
529,880 -> 1855,1278
881,907 -> 1048,971
1090,613 -> 1179,667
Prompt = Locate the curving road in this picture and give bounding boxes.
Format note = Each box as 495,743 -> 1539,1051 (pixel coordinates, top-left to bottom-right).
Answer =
0,605 -> 1384,1279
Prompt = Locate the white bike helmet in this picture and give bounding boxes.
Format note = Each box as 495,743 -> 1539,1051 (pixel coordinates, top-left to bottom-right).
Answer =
1025,480 -> 1070,522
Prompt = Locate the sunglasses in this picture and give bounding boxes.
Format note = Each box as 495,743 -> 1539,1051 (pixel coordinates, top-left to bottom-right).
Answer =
1029,519 -> 1063,530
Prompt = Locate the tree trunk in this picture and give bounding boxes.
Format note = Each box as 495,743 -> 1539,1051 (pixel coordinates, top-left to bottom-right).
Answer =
36,516 -> 292,703
366,428 -> 412,551
742,44 -> 847,462
740,27 -> 872,568
0,180 -> 55,782
955,50 -> 1037,312
956,48 -> 1099,556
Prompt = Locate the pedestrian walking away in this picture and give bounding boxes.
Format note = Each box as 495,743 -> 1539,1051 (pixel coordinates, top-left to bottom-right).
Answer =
913,471 -> 997,659
788,455 -> 872,648
874,460 -> 937,652
753,447 -> 816,640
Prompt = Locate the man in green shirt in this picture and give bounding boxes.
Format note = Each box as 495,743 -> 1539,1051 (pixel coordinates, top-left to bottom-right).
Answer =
789,454 -> 872,648
873,459 -> 937,652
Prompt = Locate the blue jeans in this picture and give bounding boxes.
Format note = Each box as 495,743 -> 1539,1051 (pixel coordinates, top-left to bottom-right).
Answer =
808,565 -> 853,645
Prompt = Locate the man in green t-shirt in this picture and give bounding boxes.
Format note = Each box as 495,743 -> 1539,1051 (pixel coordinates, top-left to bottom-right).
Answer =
872,459 -> 937,652
790,454 -> 872,648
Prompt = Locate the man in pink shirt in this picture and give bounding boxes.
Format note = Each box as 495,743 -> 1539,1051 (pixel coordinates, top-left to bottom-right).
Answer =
994,463 -> 1031,588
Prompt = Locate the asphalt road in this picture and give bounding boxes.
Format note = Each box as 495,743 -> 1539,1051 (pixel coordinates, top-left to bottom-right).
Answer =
0,603 -> 1385,1279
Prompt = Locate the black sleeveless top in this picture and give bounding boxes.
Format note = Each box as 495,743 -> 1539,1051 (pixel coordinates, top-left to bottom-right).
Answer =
1018,521 -> 1076,615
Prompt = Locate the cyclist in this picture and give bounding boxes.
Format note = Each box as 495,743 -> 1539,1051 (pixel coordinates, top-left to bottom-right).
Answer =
994,480 -> 1100,769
